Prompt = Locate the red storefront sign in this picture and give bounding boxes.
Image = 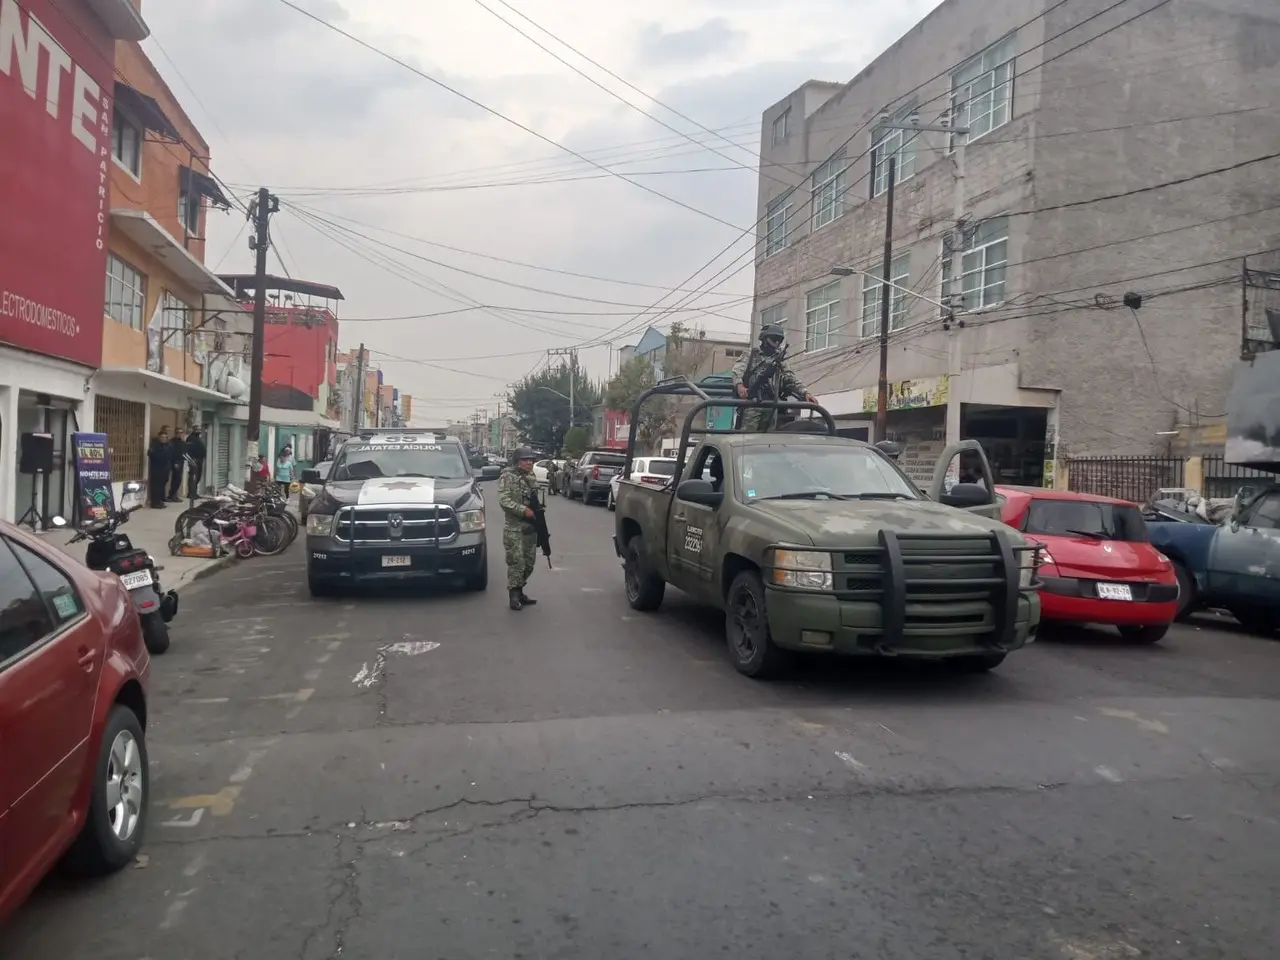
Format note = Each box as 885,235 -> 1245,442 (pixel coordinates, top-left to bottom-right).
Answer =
0,0 -> 115,367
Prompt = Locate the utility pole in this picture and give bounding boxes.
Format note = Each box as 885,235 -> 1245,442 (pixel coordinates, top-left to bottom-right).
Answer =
246,186 -> 279,489
874,155 -> 897,443
353,342 -> 365,433
546,347 -> 577,428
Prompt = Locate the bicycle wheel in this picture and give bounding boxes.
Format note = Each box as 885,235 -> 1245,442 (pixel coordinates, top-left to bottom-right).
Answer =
174,504 -> 217,536
252,515 -> 291,556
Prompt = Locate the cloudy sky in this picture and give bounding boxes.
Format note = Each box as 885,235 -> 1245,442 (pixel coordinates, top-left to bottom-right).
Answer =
140,0 -> 942,424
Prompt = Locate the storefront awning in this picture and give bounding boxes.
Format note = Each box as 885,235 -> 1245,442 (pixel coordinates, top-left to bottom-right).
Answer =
94,367 -> 232,408
113,82 -> 180,140
179,166 -> 232,210
87,0 -> 148,41
110,210 -> 239,298
220,405 -> 340,431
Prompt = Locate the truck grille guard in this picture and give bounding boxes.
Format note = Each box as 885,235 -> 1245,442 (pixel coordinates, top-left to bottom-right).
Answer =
332,504 -> 459,547
763,531 -> 1045,652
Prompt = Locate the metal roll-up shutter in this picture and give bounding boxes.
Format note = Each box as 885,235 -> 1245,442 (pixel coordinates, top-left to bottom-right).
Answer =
214,427 -> 231,489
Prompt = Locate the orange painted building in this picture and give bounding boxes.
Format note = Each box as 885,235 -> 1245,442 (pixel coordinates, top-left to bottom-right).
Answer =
92,34 -> 248,488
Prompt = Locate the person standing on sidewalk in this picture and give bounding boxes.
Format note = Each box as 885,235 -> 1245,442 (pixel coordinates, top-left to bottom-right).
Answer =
497,447 -> 539,610
166,428 -> 187,502
275,446 -> 295,498
147,427 -> 172,508
185,426 -> 206,498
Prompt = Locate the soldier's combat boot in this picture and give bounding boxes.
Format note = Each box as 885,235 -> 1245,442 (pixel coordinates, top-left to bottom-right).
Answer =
519,592 -> 537,605
509,590 -> 523,610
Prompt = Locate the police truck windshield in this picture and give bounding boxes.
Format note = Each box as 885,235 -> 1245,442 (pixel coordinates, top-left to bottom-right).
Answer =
331,440 -> 472,481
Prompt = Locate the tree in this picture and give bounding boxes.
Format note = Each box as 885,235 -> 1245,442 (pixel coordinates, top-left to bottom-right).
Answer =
561,426 -> 588,458
603,322 -> 712,453
507,359 -> 600,453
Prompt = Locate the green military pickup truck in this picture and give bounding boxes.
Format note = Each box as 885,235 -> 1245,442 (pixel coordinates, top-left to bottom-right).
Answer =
611,377 -> 1043,678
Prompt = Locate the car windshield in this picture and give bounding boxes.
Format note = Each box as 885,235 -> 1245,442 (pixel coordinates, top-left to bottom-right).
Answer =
330,441 -> 472,481
738,446 -> 919,501
1023,499 -> 1148,542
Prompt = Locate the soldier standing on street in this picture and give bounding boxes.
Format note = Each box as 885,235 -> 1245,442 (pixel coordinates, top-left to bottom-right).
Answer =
498,447 -> 540,610
731,323 -> 818,432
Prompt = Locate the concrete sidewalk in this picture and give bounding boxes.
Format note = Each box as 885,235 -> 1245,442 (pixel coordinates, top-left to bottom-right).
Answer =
41,501 -> 234,591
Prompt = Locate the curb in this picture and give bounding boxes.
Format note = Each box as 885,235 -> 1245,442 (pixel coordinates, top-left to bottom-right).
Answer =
174,553 -> 237,592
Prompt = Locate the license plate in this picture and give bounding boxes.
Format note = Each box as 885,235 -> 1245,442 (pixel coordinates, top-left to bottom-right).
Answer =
381,556 -> 411,568
120,570 -> 153,590
1097,582 -> 1133,601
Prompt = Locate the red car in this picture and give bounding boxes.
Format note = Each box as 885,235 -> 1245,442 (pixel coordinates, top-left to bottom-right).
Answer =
0,519 -> 151,925
996,486 -> 1178,643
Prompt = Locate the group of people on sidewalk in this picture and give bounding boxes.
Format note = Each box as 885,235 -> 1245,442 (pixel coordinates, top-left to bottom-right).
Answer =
145,426 -> 206,509
146,428 -> 298,508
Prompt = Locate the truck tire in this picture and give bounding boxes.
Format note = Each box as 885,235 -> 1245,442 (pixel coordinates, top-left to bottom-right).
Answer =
308,575 -> 337,598
953,652 -> 1007,672
1230,607 -> 1276,635
1173,562 -> 1196,621
1117,624 -> 1169,644
623,536 -> 665,611
465,553 -> 489,591
725,570 -> 790,679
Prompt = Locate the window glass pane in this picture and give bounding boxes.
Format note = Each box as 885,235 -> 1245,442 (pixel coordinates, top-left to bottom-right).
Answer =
9,540 -> 83,626
0,538 -> 56,661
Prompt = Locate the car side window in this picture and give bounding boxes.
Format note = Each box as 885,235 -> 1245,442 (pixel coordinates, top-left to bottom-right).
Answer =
0,538 -> 59,663
10,539 -> 85,627
1246,493 -> 1280,530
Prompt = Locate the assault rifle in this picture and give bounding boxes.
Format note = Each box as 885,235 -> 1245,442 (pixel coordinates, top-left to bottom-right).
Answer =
742,344 -> 790,401
526,489 -> 552,568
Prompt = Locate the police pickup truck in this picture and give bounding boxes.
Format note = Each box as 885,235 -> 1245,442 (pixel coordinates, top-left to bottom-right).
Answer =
302,430 -> 488,597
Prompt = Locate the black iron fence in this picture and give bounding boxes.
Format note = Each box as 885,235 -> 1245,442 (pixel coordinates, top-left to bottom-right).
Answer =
1065,456 -> 1186,504
1200,456 -> 1275,500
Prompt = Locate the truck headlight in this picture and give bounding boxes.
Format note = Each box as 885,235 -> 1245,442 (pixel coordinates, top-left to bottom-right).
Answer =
457,509 -> 485,533
1019,547 -> 1037,588
771,549 -> 832,590
307,513 -> 335,537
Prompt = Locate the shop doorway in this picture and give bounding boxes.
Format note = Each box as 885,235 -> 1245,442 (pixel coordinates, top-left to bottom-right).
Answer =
961,405 -> 1050,485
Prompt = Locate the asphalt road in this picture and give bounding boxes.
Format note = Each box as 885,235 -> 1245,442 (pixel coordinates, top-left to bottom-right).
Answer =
6,491 -> 1280,959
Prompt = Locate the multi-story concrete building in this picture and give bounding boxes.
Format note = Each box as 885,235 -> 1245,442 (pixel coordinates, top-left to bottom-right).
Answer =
753,0 -> 1279,487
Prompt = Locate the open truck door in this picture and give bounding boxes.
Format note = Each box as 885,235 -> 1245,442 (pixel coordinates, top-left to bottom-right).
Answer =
929,439 -> 1002,520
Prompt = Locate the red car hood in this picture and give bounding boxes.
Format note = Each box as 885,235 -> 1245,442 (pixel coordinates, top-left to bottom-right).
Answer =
1029,534 -> 1171,581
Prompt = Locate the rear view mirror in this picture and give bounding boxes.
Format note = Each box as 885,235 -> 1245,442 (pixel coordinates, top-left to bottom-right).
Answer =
676,478 -> 723,508
940,482 -> 991,508
301,468 -> 322,484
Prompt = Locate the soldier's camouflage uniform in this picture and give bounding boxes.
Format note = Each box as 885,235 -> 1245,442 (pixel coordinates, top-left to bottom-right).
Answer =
497,465 -> 539,592
730,346 -> 809,432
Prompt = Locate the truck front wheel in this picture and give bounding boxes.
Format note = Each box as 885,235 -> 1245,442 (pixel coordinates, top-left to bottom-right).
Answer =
726,570 -> 790,679
623,536 -> 665,611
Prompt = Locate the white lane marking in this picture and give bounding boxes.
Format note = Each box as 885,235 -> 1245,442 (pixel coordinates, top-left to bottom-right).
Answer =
182,853 -> 207,877
835,751 -> 869,773
228,748 -> 271,784
161,808 -> 205,828
327,640 -> 343,651
1097,707 -> 1169,734
304,668 -> 322,682
184,697 -> 230,705
383,640 -> 439,656
580,587 -> 603,593
159,897 -> 190,930
353,660 -> 382,689
1094,765 -> 1124,783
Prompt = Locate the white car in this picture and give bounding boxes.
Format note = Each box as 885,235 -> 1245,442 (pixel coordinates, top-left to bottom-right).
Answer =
607,456 -> 679,511
533,459 -> 564,489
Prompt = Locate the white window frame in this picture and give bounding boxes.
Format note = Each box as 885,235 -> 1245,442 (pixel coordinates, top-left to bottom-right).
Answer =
870,103 -> 917,198
947,217 -> 1009,311
161,291 -> 188,351
804,282 -> 839,352
179,191 -> 201,236
949,34 -> 1015,150
760,303 -> 786,339
763,195 -> 793,257
860,254 -> 911,338
772,108 -> 790,146
112,109 -> 142,179
810,149 -> 847,230
104,254 -> 146,330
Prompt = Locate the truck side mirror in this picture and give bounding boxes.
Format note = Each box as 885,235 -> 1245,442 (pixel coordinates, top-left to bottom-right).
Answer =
676,478 -> 723,508
940,482 -> 991,508
301,468 -> 322,484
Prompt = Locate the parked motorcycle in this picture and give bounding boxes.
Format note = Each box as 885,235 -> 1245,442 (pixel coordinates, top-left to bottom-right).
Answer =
53,489 -> 177,654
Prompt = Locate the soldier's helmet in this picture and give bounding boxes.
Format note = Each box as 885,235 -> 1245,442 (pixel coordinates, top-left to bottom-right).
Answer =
758,323 -> 785,353
514,446 -> 536,462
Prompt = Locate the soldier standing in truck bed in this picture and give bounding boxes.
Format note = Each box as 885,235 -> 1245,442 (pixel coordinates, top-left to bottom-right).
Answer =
731,322 -> 817,432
